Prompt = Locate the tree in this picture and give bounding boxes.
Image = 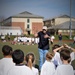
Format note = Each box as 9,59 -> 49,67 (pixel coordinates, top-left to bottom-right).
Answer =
0,16 -> 5,26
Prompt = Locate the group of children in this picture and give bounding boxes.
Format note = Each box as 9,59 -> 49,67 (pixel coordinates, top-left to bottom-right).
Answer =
0,45 -> 39,75
41,44 -> 75,75
11,37 -> 39,45
0,44 -> 75,75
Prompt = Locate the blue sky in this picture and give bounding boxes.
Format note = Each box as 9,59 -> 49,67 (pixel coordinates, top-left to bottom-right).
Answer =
0,0 -> 75,19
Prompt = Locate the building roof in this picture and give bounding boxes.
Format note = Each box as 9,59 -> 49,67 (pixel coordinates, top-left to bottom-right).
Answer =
11,11 -> 44,18
44,15 -> 75,21
57,15 -> 70,18
48,21 -> 75,30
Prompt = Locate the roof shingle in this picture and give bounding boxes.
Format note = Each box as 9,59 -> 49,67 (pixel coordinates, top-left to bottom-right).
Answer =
12,11 -> 44,18
48,21 -> 75,30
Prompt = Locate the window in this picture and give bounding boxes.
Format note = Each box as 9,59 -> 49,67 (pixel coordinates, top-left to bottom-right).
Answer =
27,19 -> 30,23
27,24 -> 30,28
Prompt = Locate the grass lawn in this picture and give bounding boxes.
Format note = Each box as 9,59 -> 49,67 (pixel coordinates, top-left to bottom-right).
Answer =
0,40 -> 75,69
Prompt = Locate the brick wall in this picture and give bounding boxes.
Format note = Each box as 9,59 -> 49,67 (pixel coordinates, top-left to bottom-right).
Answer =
11,22 -> 25,32
32,22 -> 43,34
11,22 -> 43,34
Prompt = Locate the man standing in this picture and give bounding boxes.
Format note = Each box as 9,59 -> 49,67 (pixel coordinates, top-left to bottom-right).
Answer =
35,26 -> 50,70
58,34 -> 62,45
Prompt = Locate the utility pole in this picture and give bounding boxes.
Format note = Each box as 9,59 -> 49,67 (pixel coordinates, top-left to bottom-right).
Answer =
70,0 -> 72,39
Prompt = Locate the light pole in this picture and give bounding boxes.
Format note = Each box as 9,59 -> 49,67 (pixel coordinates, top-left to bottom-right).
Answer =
69,0 -> 72,39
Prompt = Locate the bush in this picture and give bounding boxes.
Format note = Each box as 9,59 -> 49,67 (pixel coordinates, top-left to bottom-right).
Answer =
53,35 -> 74,40
24,34 -> 34,37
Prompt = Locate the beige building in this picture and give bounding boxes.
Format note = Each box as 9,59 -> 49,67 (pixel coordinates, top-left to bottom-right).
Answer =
3,11 -> 44,35
44,15 -> 75,35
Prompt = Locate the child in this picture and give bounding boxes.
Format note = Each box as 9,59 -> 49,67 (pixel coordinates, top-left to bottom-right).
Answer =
0,45 -> 15,75
7,49 -> 33,75
50,35 -> 55,45
40,52 -> 55,75
51,44 -> 64,67
25,53 -> 39,75
54,48 -> 74,75
64,44 -> 75,62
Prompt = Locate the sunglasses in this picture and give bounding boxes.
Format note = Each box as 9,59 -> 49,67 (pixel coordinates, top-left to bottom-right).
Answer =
43,29 -> 46,31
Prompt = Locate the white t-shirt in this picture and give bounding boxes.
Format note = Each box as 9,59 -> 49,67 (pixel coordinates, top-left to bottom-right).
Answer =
31,38 -> 35,42
74,70 -> 75,75
0,58 -> 15,75
23,37 -> 27,42
52,52 -> 62,66
35,38 -> 39,44
32,67 -> 39,75
7,65 -> 33,75
74,37 -> 75,41
27,38 -> 32,42
40,60 -> 55,75
50,36 -> 55,42
70,52 -> 75,62
54,64 -> 74,75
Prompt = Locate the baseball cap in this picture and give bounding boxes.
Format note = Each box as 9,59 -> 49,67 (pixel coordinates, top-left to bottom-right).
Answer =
42,26 -> 47,30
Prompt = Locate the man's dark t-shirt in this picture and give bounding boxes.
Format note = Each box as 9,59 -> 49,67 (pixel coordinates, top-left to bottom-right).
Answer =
38,31 -> 50,50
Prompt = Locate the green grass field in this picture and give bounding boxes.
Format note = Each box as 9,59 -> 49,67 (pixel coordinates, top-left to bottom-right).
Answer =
0,40 -> 75,69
